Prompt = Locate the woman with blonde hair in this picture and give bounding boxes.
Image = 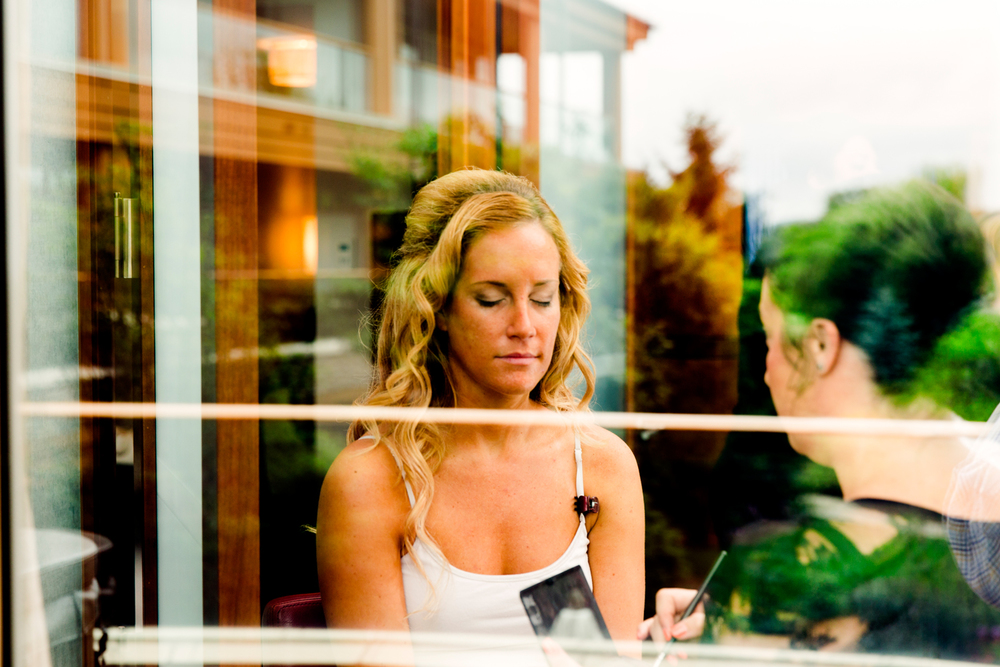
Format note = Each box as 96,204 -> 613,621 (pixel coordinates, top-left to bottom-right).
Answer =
316,168 -> 697,665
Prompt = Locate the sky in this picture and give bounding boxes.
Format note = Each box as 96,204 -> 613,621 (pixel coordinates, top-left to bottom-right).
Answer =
601,0 -> 1000,223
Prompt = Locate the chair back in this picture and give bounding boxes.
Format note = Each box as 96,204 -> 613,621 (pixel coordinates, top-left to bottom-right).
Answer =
262,592 -> 326,628
261,593 -> 327,667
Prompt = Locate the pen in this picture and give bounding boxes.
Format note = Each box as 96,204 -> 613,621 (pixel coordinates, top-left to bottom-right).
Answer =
650,550 -> 727,667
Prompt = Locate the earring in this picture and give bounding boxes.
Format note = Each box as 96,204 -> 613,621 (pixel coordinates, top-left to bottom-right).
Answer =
816,362 -> 824,373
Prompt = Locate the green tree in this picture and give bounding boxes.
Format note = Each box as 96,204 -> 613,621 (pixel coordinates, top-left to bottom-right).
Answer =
629,116 -> 744,608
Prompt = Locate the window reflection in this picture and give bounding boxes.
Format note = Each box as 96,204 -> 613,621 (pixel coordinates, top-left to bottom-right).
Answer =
10,0 -> 1000,664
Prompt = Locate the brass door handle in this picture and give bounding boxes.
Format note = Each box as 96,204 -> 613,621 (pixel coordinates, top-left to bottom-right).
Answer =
114,192 -> 138,278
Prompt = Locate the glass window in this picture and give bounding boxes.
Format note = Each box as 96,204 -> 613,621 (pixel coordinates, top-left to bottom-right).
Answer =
6,0 -> 1000,665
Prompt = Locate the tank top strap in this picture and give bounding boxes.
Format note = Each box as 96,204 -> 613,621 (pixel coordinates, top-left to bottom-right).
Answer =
574,429 -> 585,496
358,434 -> 416,508
573,431 -> 587,525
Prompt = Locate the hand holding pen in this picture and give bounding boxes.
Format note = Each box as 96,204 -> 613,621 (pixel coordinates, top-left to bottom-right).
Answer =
637,551 -> 727,666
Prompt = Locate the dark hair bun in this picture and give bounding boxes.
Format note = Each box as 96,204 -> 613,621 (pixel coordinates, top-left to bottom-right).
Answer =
763,180 -> 993,397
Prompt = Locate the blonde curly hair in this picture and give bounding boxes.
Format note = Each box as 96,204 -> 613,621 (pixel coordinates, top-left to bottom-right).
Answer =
348,167 -> 595,580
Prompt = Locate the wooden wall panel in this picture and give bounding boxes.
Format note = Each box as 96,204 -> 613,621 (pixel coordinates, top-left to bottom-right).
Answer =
213,0 -> 261,630
78,0 -> 158,637
75,71 -> 106,548
79,0 -> 130,66
136,0 -> 158,625
499,0 -> 539,184
80,92 -> 402,173
257,107 -> 403,172
365,0 -> 396,115
437,0 -> 498,173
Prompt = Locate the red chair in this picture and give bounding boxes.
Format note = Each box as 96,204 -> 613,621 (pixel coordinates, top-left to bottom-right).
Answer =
261,593 -> 328,667
262,592 -> 327,628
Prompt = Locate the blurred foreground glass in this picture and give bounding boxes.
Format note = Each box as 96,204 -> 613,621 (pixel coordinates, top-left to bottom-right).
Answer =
8,0 -> 1000,664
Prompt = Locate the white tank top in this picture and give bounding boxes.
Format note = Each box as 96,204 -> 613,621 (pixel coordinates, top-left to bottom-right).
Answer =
379,432 -> 593,667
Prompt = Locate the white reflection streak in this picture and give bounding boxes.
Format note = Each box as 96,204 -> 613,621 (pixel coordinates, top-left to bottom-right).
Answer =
21,401 -> 992,438
97,627 -> 985,667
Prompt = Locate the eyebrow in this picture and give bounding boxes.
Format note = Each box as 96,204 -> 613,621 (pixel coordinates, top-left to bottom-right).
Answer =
470,280 -> 557,288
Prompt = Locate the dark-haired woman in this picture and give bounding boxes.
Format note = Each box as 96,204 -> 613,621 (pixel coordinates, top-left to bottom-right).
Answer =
736,180 -> 1000,653
758,180 -> 997,517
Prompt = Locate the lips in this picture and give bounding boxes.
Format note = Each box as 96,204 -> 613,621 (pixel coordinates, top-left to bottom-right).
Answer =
498,353 -> 538,364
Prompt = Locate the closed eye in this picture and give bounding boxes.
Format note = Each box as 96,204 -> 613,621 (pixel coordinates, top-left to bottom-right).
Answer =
532,299 -> 552,307
476,298 -> 503,307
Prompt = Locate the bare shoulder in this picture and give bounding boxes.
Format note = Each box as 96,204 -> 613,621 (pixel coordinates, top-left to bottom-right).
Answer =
318,437 -> 409,530
317,437 -> 411,630
576,426 -> 644,642
578,425 -> 640,486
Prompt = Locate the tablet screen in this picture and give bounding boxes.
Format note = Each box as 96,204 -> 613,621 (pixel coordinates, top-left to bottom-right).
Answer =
520,565 -> 613,642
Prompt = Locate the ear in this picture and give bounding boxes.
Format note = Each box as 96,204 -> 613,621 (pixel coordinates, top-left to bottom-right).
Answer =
805,318 -> 841,377
435,311 -> 448,332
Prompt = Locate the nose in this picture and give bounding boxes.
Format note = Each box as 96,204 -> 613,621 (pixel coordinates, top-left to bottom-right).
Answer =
507,299 -> 536,339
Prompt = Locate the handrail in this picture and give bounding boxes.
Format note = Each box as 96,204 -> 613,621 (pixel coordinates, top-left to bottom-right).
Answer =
97,626 -> 986,666
18,401 -> 992,439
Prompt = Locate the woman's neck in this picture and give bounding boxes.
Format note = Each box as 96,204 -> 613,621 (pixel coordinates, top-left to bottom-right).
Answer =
440,419 -> 559,457
446,373 -> 540,411
823,398 -> 966,514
